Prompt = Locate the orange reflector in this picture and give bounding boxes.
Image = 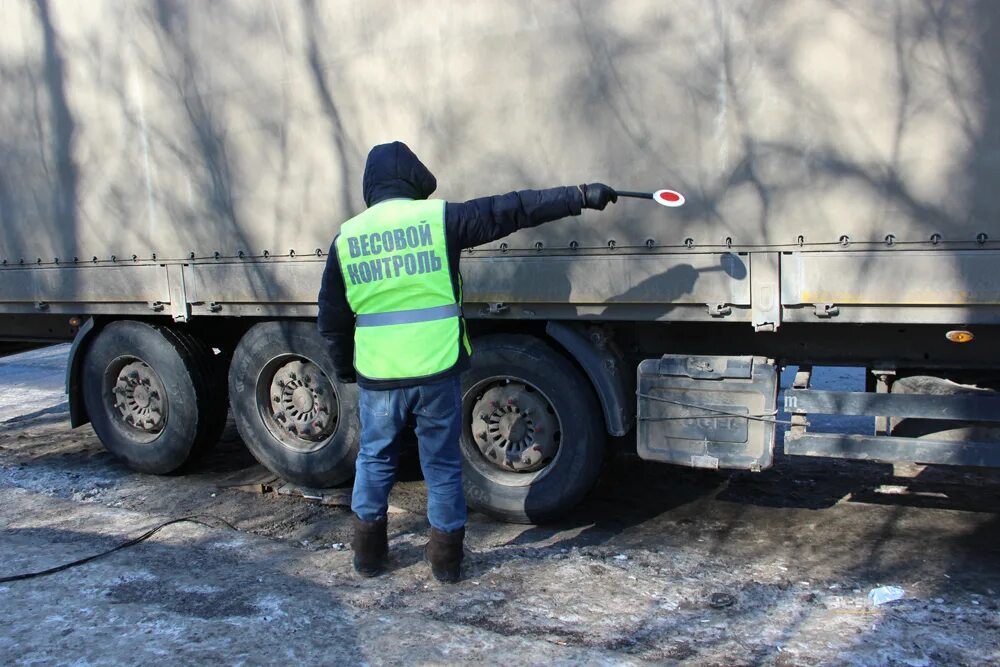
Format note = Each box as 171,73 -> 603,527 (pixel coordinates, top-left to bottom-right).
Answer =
945,330 -> 974,343
68,317 -> 81,327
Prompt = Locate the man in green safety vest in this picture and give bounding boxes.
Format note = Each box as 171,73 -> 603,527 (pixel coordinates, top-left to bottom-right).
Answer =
318,142 -> 617,581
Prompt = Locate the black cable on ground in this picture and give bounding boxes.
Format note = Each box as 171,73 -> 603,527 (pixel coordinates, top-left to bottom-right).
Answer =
0,515 -> 238,583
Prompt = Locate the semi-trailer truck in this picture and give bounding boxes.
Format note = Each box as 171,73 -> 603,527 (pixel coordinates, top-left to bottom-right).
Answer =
2,0 -> 999,522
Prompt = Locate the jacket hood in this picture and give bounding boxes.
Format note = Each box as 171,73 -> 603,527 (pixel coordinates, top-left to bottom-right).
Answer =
362,141 -> 437,206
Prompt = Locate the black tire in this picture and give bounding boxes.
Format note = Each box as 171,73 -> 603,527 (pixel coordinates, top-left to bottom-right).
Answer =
82,320 -> 227,474
460,334 -> 605,524
228,320 -> 360,488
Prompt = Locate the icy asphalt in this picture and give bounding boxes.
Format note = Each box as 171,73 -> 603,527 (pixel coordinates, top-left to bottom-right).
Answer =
1,345 -> 998,665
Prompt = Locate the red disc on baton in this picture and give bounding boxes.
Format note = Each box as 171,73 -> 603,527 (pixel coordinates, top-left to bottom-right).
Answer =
653,189 -> 685,207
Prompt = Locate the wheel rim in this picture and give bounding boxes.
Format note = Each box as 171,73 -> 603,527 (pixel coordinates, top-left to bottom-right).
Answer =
463,376 -> 563,485
256,355 -> 339,453
104,357 -> 168,443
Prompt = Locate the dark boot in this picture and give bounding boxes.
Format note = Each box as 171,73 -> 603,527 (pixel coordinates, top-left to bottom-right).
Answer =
425,526 -> 464,583
351,515 -> 388,577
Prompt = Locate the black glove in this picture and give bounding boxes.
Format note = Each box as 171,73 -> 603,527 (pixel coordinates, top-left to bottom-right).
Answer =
579,183 -> 618,210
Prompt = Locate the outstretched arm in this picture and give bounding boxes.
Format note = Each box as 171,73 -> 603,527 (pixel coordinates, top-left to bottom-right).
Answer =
446,184 -> 616,250
317,241 -> 357,383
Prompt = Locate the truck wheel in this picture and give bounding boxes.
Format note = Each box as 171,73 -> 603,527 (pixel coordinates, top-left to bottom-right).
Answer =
82,321 -> 227,474
460,335 -> 605,524
228,321 -> 359,488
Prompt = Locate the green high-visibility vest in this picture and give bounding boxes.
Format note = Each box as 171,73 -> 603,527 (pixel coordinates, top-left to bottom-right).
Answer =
335,199 -> 469,381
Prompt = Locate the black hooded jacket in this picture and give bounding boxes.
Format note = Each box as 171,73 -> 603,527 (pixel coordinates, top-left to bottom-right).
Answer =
318,141 -> 584,389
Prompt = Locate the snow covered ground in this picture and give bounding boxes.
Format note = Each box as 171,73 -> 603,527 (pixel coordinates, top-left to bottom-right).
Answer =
0,344 -> 69,423
1,346 -> 998,665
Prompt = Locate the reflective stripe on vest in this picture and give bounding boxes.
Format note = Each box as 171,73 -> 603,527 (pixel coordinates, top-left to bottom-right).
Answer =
334,199 -> 462,381
356,303 -> 461,327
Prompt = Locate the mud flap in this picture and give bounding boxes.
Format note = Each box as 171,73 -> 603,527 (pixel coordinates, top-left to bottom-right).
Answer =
637,355 -> 778,471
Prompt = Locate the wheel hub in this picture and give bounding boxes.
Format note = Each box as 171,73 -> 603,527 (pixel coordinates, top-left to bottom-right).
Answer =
132,385 -> 151,409
291,386 -> 315,413
269,360 -> 336,442
498,411 -> 528,443
470,381 -> 560,472
112,361 -> 166,433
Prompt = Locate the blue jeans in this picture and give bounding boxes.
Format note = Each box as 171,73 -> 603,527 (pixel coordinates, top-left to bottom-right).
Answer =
352,375 -> 466,532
